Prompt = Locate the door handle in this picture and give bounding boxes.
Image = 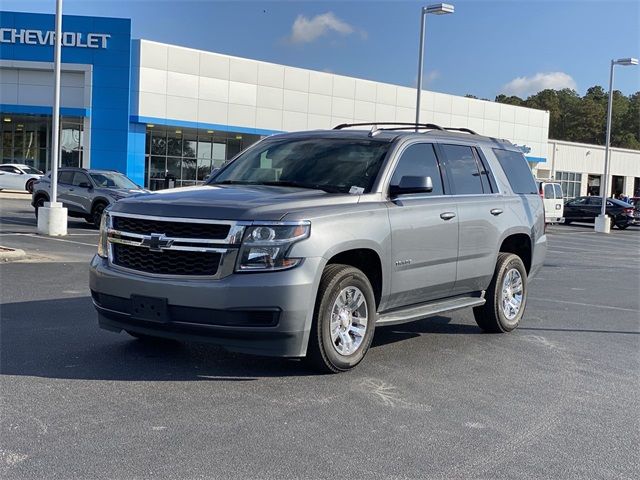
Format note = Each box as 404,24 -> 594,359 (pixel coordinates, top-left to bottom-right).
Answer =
440,212 -> 456,220
490,208 -> 503,216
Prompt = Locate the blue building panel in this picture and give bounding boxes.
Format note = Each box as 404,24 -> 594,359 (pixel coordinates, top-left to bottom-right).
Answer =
0,10 -> 144,185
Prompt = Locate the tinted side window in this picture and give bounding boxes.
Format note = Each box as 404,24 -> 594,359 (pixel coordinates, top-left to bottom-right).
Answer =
58,171 -> 74,184
390,143 -> 444,195
588,197 -> 602,206
441,144 -> 484,195
553,184 -> 563,198
72,172 -> 90,186
544,184 -> 554,199
492,149 -> 538,194
0,166 -> 13,172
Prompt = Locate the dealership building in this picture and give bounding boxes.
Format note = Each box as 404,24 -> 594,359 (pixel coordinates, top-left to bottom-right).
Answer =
1,10 -> 639,196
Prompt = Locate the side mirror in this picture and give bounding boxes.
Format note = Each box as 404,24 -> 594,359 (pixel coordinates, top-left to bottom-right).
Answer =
390,176 -> 434,196
78,182 -> 92,189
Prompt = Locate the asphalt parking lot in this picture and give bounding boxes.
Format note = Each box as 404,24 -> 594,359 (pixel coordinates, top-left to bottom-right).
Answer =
1,193 -> 639,479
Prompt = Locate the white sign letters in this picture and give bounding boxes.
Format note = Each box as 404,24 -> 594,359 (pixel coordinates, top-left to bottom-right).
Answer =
0,28 -> 111,49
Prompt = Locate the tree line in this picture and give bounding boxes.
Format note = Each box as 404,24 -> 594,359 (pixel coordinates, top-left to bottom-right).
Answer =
466,88 -> 640,150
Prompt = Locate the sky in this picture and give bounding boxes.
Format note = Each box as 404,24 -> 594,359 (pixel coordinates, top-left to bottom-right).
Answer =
2,0 -> 639,99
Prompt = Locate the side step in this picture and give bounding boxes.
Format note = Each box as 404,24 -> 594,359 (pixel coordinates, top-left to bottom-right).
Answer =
377,293 -> 486,327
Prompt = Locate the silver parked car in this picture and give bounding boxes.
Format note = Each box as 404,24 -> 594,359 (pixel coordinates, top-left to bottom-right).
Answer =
32,168 -> 146,227
90,123 -> 547,372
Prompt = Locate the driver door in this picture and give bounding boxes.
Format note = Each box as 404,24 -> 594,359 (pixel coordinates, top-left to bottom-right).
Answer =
0,165 -> 23,190
386,142 -> 458,309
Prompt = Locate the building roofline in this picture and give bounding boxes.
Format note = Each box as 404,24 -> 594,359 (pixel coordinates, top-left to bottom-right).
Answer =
549,138 -> 640,155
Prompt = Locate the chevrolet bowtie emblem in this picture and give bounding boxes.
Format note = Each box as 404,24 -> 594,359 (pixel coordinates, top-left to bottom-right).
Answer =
141,233 -> 174,252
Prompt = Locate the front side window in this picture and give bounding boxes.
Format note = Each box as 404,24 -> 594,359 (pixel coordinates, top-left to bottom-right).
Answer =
441,144 -> 485,195
209,138 -> 390,194
389,143 -> 444,195
492,149 -> 538,195
567,197 -> 587,206
72,172 -> 90,186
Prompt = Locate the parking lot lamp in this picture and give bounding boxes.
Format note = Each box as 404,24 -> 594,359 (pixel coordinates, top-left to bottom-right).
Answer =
594,57 -> 638,233
37,0 -> 68,236
415,3 -> 455,127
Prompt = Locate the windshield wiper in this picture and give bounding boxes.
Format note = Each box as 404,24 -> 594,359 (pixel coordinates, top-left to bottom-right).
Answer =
258,181 -> 343,193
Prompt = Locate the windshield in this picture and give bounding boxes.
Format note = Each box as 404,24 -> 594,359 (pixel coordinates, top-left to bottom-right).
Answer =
22,166 -> 43,175
90,172 -> 139,189
208,138 -> 390,194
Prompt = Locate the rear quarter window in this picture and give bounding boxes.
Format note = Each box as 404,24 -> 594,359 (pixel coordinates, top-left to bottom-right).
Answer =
492,149 -> 538,194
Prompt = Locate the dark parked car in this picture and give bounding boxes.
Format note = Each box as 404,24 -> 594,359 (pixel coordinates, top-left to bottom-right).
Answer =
564,196 -> 635,229
32,168 -> 147,227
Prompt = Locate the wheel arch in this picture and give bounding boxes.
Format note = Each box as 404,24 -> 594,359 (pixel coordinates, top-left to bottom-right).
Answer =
498,232 -> 532,273
325,247 -> 384,310
90,197 -> 110,213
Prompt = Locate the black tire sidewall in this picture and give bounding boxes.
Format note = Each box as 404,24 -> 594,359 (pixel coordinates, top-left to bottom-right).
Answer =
26,179 -> 35,193
316,268 -> 376,371
493,255 -> 528,332
34,197 -> 46,218
92,203 -> 106,228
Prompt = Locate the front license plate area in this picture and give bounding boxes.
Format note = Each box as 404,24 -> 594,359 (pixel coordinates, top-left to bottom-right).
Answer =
130,295 -> 169,323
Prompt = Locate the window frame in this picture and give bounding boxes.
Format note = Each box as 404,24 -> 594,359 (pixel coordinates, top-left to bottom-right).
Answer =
384,141 -> 449,198
71,171 -> 91,187
437,143 -> 495,196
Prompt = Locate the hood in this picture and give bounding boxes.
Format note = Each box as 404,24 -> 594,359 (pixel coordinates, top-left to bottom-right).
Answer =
110,184 -> 359,220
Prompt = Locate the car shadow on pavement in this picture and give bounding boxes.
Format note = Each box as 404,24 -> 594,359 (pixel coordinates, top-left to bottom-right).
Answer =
1,296 -> 490,381
0,296 -> 317,381
372,316 -> 481,348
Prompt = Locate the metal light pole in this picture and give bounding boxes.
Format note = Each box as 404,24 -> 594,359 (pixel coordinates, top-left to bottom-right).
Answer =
415,3 -> 454,127
594,57 -> 638,233
37,0 -> 68,236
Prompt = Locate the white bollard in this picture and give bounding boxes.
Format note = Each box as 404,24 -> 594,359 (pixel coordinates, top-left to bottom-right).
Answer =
594,214 -> 611,234
37,202 -> 68,236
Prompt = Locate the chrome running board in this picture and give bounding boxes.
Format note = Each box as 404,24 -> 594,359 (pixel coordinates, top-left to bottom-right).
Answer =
377,293 -> 486,326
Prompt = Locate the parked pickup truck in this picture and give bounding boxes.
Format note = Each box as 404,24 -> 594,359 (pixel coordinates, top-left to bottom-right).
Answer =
90,123 -> 547,373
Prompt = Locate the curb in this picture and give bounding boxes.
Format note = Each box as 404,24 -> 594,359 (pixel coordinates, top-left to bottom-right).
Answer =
0,191 -> 31,200
0,246 -> 27,262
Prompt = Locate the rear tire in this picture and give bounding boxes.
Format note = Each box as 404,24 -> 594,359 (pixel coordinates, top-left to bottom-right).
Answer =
474,253 -> 528,333
306,264 -> 376,373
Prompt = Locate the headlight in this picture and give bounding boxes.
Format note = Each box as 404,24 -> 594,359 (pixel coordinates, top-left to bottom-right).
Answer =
236,223 -> 310,272
97,212 -> 110,258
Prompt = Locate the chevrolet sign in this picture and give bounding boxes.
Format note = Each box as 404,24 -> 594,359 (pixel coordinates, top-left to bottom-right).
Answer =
0,28 -> 110,49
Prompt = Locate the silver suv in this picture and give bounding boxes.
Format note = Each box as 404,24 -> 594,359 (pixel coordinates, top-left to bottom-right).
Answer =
90,123 -> 547,372
32,168 -> 146,228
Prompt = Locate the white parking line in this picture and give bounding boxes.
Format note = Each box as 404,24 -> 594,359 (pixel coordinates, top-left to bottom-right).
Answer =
1,233 -> 96,247
530,297 -> 639,313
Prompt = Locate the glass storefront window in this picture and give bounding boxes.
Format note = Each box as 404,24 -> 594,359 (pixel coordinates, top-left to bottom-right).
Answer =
183,134 -> 197,158
1,114 -> 83,171
143,126 -> 260,190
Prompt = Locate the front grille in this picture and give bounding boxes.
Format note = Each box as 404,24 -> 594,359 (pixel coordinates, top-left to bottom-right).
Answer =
112,216 -> 230,240
113,244 -> 220,276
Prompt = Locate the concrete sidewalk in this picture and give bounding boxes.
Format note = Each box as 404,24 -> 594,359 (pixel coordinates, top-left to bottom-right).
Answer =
0,191 -> 31,200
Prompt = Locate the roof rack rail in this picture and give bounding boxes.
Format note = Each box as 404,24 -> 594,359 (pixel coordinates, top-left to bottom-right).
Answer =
333,122 -> 444,131
443,127 -> 478,135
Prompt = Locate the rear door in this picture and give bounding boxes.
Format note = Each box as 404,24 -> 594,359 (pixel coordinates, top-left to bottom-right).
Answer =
439,144 -> 503,295
553,184 -> 564,219
386,142 -> 458,308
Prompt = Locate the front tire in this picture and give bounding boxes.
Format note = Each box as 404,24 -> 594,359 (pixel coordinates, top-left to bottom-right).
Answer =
25,179 -> 35,193
34,196 -> 46,219
474,253 -> 528,333
306,264 -> 376,373
91,202 -> 107,229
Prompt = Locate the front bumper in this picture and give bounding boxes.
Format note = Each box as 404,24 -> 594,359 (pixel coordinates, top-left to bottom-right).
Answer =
89,255 -> 324,357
